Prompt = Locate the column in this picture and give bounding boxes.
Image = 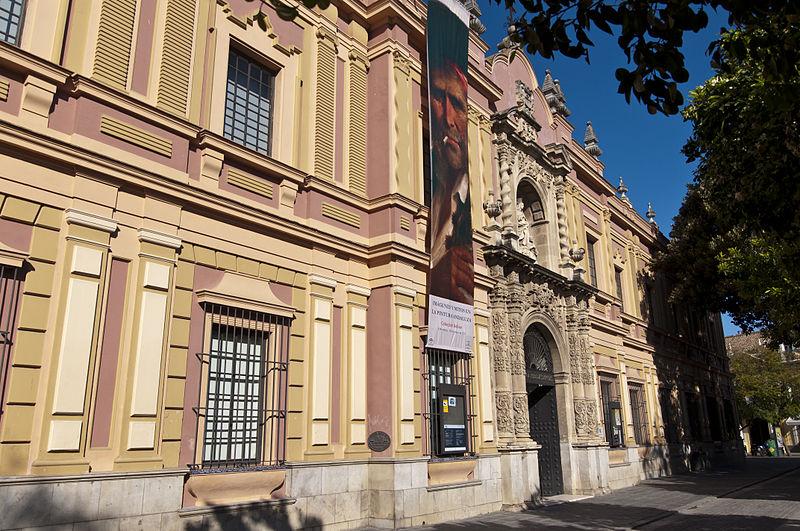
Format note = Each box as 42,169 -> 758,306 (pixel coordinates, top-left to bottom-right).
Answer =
475,310 -> 495,447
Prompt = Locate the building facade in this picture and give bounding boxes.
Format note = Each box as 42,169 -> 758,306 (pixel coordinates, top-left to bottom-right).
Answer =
0,0 -> 742,528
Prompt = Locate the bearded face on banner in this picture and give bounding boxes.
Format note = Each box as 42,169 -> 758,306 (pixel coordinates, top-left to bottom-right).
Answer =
428,59 -> 473,306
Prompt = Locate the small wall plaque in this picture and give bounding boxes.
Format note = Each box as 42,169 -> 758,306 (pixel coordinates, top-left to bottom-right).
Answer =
367,431 -> 391,452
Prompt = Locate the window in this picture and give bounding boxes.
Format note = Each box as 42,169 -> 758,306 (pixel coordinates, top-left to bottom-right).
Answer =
0,0 -> 24,46
684,392 -> 704,441
422,347 -> 475,457
192,304 -> 290,471
224,48 -> 275,156
659,387 -> 679,443
614,267 -> 624,303
586,235 -> 598,287
723,399 -> 737,439
629,384 -> 649,445
706,396 -> 723,441
599,375 -> 624,447
0,263 -> 23,421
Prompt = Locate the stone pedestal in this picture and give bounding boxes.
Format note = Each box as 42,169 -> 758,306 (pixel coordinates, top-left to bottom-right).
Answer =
498,446 -> 540,508
564,443 -> 610,495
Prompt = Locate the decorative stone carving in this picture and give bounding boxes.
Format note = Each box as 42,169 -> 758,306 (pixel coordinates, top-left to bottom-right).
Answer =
496,392 -> 514,434
569,335 -> 582,384
574,399 -> 597,438
508,314 -> 524,375
515,80 -> 534,115
516,199 -> 535,259
513,395 -> 530,435
492,310 -> 510,373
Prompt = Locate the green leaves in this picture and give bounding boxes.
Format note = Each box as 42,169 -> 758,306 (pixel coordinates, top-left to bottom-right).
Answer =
731,347 -> 800,426
657,20 -> 800,345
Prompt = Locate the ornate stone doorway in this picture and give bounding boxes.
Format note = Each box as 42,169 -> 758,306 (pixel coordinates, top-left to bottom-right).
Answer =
524,325 -> 563,496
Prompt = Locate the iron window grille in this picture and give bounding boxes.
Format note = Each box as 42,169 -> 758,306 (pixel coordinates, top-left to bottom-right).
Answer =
586,236 -> 598,288
421,347 -> 476,458
191,303 -> 290,473
685,392 -> 704,441
223,48 -> 275,156
659,387 -> 679,444
0,264 -> 22,420
628,384 -> 649,445
706,395 -> 723,441
599,375 -> 624,447
0,0 -> 24,46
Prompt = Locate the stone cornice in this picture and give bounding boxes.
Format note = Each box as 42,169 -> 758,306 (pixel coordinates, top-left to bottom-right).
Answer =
65,209 -> 118,234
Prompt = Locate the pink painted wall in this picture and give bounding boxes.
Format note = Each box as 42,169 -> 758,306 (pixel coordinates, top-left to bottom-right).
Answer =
366,53 -> 391,198
90,258 -> 129,448
366,285 -> 393,456
130,0 -> 157,96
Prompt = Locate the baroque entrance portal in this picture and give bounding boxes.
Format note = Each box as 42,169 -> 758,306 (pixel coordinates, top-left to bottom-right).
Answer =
524,325 -> 563,496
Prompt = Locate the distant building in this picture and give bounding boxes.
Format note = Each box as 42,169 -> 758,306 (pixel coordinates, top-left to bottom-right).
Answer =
0,0 -> 742,528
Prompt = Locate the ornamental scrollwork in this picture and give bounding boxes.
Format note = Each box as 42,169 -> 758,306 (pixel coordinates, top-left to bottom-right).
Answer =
492,310 -> 510,373
496,392 -> 514,434
569,334 -> 582,383
513,394 -> 530,435
574,398 -> 598,438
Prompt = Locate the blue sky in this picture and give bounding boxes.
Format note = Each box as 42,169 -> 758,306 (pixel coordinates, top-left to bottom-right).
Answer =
474,2 -> 740,336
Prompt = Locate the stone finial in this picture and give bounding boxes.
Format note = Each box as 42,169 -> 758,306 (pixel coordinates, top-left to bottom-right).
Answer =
542,70 -> 571,117
569,239 -> 586,282
617,177 -> 629,201
461,0 -> 486,35
584,121 -> 602,158
646,202 -> 657,224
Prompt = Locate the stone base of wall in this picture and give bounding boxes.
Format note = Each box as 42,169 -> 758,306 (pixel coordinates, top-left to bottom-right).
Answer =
0,469 -> 185,531
0,443 -> 746,530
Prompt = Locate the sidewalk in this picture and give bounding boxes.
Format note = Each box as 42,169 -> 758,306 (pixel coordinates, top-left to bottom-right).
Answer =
402,457 -> 800,530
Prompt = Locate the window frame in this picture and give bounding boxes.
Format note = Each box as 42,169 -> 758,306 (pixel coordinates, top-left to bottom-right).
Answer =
586,235 -> 599,288
422,347 -> 476,458
628,383 -> 649,445
0,0 -> 26,47
191,303 -> 290,473
0,263 -> 23,422
614,266 -> 624,304
599,374 -> 624,448
223,46 -> 277,157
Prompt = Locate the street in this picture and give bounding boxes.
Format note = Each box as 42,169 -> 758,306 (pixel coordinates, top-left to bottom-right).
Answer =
406,458 -> 800,530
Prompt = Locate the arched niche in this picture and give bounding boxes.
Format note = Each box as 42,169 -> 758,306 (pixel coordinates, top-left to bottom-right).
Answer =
517,178 -> 554,268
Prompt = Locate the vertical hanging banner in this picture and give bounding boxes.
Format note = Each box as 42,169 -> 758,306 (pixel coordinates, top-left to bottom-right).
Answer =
426,0 -> 474,354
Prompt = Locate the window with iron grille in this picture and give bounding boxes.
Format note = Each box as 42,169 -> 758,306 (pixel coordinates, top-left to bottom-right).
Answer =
723,399 -> 737,439
0,264 -> 23,421
586,235 -> 598,287
223,48 -> 275,156
599,375 -> 624,447
706,395 -> 723,441
659,387 -> 679,443
685,392 -> 704,441
0,0 -> 24,46
422,347 -> 475,457
628,383 -> 649,445
192,304 -> 290,472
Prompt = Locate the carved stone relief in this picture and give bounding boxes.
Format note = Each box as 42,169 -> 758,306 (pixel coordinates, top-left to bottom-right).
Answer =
513,395 -> 530,435
496,392 -> 514,434
574,399 -> 598,438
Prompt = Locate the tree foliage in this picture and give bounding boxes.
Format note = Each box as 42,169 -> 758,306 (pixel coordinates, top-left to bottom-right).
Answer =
730,347 -> 800,427
657,18 -> 800,344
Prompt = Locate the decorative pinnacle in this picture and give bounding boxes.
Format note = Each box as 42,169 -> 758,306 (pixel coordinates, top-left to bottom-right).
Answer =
461,0 -> 486,35
617,177 -> 629,200
584,121 -> 602,158
646,202 -> 657,224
